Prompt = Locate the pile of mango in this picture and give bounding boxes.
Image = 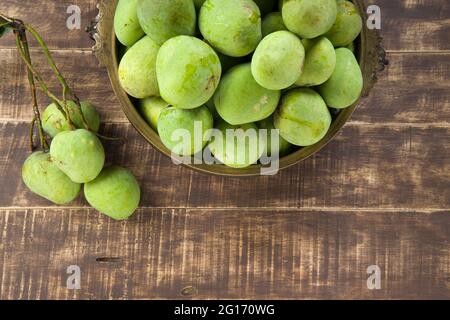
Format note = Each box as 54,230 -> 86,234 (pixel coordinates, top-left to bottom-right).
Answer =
115,0 -> 363,168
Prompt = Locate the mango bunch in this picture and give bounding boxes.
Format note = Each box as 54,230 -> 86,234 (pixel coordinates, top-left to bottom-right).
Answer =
22,101 -> 141,220
115,0 -> 363,168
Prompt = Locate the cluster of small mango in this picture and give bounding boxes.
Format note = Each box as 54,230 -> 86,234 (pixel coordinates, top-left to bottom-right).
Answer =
116,0 -> 363,168
22,101 -> 141,220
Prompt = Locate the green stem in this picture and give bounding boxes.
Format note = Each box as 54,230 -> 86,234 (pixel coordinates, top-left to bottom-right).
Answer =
24,24 -> 79,101
29,117 -> 36,151
14,36 -> 73,125
15,31 -> 49,151
25,24 -> 91,130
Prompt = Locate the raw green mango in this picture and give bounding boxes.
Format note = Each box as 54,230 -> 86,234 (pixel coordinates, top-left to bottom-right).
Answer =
252,30 -> 305,90
42,101 -> 100,138
295,37 -> 336,87
137,0 -> 196,45
156,36 -> 221,109
257,116 -> 292,157
85,166 -> 141,220
118,36 -> 160,99
214,63 -> 281,125
114,0 -> 145,46
137,97 -> 170,130
319,48 -> 363,109
274,88 -> 331,146
208,120 -> 266,168
199,0 -> 262,57
158,106 -> 214,156
50,129 -> 105,183
282,0 -> 337,39
261,12 -> 287,37
324,0 -> 362,47
22,152 -> 81,205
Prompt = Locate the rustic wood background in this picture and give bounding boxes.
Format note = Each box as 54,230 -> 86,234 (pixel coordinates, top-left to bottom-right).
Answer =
0,0 -> 449,300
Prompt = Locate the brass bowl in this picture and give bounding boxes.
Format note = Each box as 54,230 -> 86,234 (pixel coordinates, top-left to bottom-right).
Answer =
91,0 -> 386,176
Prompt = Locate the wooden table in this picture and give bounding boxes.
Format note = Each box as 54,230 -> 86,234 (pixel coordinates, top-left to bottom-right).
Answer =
0,0 -> 449,300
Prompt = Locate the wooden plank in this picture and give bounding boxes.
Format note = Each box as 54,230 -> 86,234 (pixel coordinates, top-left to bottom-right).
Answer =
379,0 -> 450,52
1,49 -> 450,124
0,0 -> 98,49
0,121 -> 448,210
1,0 -> 450,51
0,208 -> 449,299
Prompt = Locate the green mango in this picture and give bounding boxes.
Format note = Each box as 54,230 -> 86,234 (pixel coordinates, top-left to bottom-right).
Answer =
252,30 -> 305,90
282,0 -> 337,39
274,88 -> 331,146
295,37 -> 336,87
208,120 -> 266,168
118,36 -> 160,99
324,0 -> 363,47
257,116 -> 292,157
85,166 -> 141,220
199,0 -> 262,57
137,0 -> 196,45
42,101 -> 100,138
114,0 -> 145,46
156,36 -> 221,109
158,106 -> 214,156
319,48 -> 363,109
137,97 -> 170,130
22,152 -> 81,205
262,12 -> 287,37
214,63 -> 281,125
50,129 -> 105,183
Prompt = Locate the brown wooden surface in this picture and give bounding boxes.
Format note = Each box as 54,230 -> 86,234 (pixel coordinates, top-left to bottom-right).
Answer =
0,0 -> 449,300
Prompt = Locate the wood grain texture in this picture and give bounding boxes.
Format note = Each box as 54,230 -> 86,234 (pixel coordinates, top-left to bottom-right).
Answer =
1,0 -> 450,51
0,122 -> 448,210
1,50 -> 450,124
0,0 -> 98,49
0,208 -> 449,300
